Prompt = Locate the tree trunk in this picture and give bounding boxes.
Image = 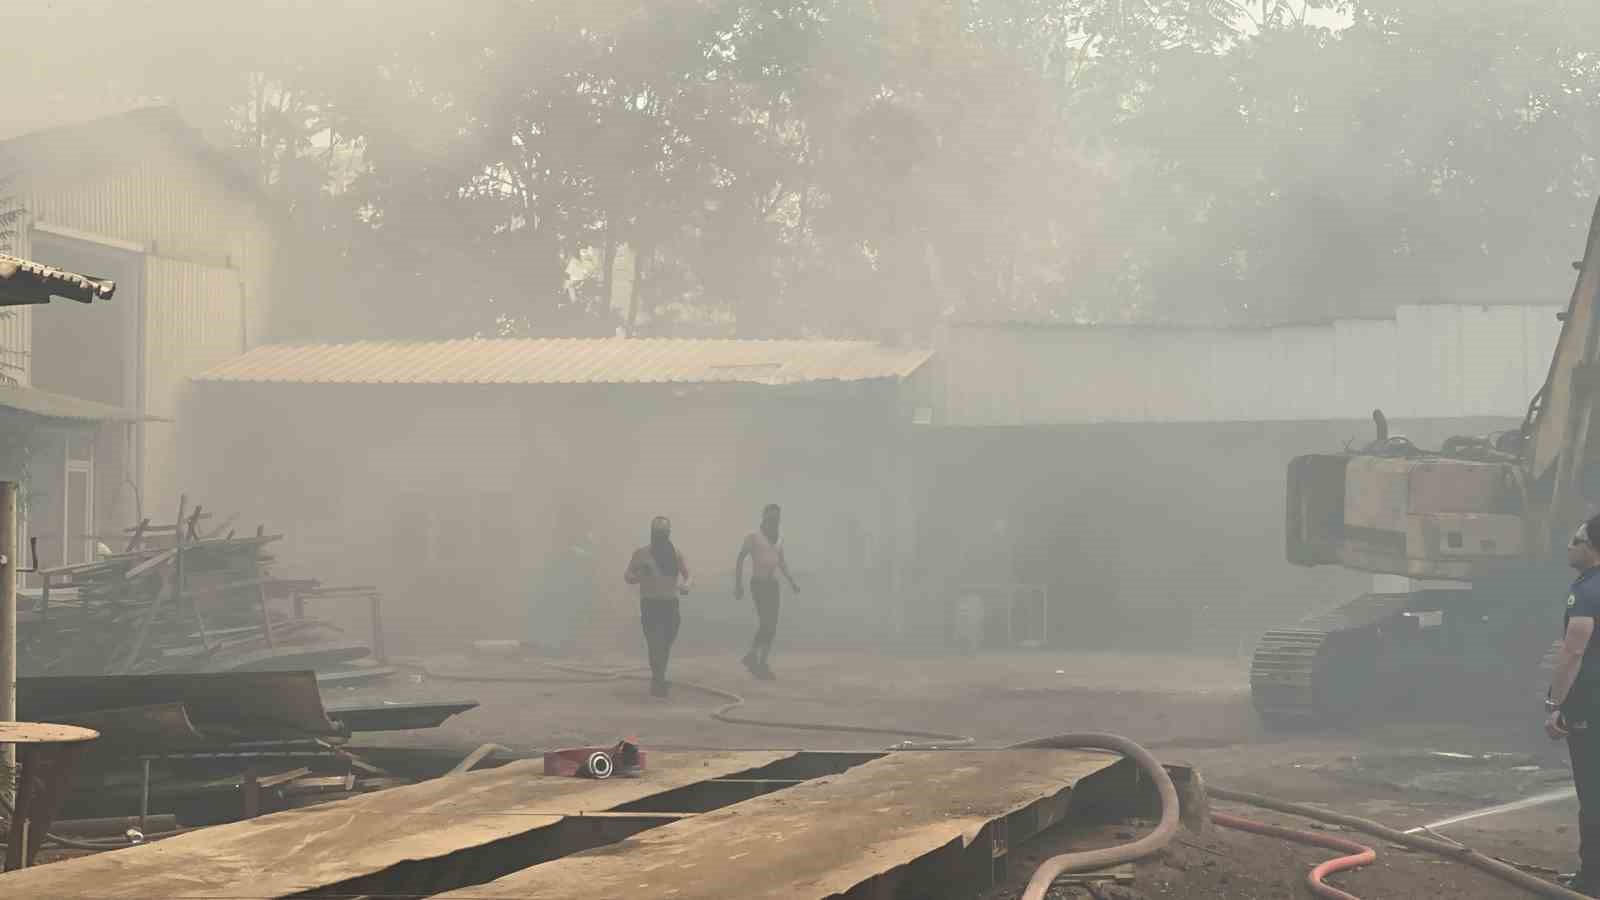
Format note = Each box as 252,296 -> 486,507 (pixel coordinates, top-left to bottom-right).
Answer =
625,241 -> 649,337
599,215 -> 618,323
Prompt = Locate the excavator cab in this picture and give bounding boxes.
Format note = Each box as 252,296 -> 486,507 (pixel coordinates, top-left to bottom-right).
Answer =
1252,197 -> 1600,726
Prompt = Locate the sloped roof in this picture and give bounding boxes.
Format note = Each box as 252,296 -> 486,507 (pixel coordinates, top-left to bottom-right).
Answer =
0,105 -> 261,201
0,384 -> 152,422
0,254 -> 115,306
195,338 -> 933,387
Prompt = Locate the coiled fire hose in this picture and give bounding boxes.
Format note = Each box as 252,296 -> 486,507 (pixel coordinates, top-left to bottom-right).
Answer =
1211,811 -> 1375,900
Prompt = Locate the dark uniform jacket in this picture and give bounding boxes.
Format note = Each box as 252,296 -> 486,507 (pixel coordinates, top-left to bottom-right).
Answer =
1565,566 -> 1600,716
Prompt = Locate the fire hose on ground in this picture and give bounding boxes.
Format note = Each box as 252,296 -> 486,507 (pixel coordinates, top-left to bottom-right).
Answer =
1007,733 -> 1181,900
1211,811 -> 1375,900
405,658 -> 975,748
405,657 -> 1587,899
1208,787 -> 1593,900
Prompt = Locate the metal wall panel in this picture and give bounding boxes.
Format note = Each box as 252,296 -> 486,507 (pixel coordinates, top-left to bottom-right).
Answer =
141,254 -> 243,515
941,305 -> 1564,425
9,136 -> 275,517
20,147 -> 274,345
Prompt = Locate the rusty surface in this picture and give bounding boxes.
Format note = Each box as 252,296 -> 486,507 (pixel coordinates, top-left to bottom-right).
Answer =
435,749 -> 1117,900
194,337 -> 933,386
0,253 -> 115,306
0,750 -> 795,898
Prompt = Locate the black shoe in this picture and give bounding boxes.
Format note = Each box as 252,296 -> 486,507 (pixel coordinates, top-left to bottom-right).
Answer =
1562,872 -> 1600,897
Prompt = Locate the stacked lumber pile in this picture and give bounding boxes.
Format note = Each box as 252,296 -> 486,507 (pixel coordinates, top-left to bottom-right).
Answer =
19,495 -> 388,679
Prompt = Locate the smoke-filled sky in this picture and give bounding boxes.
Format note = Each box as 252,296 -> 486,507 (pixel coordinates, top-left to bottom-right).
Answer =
3,0 -> 1598,338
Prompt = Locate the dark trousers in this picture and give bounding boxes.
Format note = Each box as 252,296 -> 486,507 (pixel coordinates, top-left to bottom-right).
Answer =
749,577 -> 780,662
1571,715 -> 1600,873
640,596 -> 681,683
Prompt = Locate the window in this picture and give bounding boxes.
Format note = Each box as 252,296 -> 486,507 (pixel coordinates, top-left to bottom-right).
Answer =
63,432 -> 93,565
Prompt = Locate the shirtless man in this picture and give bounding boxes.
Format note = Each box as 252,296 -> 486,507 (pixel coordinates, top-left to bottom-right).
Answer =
625,516 -> 692,697
735,504 -> 799,679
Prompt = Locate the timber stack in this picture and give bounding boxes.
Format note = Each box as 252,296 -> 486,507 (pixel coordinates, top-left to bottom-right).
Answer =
18,494 -> 389,681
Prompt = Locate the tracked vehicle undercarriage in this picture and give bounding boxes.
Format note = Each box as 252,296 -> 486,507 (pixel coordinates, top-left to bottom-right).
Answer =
1250,197 -> 1600,725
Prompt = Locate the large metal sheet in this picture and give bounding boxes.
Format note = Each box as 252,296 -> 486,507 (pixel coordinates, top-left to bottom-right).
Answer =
325,700 -> 479,733
437,749 -> 1117,900
17,671 -> 338,741
0,750 -> 794,899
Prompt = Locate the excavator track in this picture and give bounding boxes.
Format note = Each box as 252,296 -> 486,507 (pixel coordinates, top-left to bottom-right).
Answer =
1250,593 -> 1414,725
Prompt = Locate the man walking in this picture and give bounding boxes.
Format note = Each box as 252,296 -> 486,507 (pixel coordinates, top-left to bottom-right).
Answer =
735,504 -> 799,679
625,516 -> 692,698
1548,513 -> 1600,896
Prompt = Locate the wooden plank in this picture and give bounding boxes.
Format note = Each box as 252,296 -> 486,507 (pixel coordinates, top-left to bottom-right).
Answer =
437,749 -> 1117,900
123,548 -> 177,581
0,750 -> 796,899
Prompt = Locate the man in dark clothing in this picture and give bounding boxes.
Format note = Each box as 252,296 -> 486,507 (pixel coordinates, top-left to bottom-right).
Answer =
735,504 -> 799,680
1548,513 -> 1600,896
625,516 -> 692,698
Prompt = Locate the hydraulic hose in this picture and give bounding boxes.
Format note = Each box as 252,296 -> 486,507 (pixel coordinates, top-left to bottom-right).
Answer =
1210,786 -> 1591,900
1008,733 -> 1180,900
1212,811 -> 1374,900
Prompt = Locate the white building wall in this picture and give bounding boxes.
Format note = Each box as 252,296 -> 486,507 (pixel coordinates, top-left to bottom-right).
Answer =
940,305 -> 1565,425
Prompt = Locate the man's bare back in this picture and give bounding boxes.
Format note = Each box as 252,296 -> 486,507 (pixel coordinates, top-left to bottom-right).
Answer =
742,530 -> 783,580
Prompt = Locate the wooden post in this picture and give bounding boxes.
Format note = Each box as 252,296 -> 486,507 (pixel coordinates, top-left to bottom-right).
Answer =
1,481 -> 16,772
257,583 -> 275,649
241,766 -> 261,819
174,496 -> 211,652
369,592 -> 388,664
124,518 -> 149,554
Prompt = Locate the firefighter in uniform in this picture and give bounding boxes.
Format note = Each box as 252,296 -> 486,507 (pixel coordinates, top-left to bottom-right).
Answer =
1548,513 -> 1600,896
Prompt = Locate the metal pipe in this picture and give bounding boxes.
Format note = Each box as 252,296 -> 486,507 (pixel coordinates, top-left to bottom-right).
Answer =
1,481 -> 15,771
139,758 -> 150,832
1210,786 -> 1590,900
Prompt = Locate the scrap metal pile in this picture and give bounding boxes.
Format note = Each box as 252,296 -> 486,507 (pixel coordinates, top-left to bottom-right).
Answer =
13,671 -> 481,842
18,496 -> 389,681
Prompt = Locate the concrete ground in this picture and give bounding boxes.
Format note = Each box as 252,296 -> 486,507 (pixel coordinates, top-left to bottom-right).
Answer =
335,647 -> 1583,898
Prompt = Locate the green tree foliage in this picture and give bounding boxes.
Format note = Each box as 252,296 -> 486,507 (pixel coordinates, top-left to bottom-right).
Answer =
6,0 -> 1598,335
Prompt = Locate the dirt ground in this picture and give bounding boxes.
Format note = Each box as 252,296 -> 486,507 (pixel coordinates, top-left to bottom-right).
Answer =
334,647 -> 1582,899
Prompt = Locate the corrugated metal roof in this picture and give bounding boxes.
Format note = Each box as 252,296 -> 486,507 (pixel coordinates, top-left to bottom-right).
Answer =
0,384 -> 157,422
0,254 -> 116,306
0,106 -> 266,205
194,338 -> 933,387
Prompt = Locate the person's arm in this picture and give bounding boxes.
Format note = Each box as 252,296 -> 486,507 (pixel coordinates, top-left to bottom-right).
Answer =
778,544 -> 799,592
1549,613 -> 1595,739
735,536 -> 751,598
1553,616 -> 1595,707
624,550 -> 643,585
677,551 -> 693,593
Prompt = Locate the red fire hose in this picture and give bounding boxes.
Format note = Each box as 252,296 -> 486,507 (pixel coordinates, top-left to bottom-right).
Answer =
1212,811 -> 1376,900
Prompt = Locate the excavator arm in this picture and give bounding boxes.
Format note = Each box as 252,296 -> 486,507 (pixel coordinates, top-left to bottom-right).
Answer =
1528,196 -> 1600,533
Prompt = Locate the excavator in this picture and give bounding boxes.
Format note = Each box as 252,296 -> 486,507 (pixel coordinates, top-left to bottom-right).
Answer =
1249,197 -> 1600,725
